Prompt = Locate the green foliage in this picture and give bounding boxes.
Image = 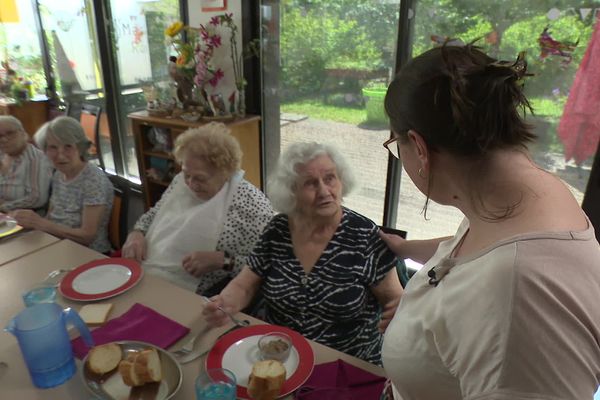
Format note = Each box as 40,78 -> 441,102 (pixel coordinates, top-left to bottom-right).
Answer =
529,96 -> 566,117
281,99 -> 366,125
280,0 -> 394,99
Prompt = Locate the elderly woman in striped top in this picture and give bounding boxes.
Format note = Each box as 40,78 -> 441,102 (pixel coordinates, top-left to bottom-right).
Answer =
203,142 -> 403,365
0,116 -> 52,213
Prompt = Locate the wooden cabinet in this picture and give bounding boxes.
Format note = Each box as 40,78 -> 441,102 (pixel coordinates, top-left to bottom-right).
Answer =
0,98 -> 49,136
129,111 -> 262,210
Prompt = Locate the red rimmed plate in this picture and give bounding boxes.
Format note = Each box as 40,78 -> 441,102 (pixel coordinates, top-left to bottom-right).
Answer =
59,258 -> 143,301
206,324 -> 314,399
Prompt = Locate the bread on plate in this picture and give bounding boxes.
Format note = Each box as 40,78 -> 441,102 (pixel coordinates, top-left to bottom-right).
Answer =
87,343 -> 122,375
118,348 -> 162,387
247,359 -> 287,400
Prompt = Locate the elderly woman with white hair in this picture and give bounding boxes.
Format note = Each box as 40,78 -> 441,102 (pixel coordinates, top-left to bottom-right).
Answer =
0,116 -> 52,213
121,122 -> 274,297
203,142 -> 403,364
11,116 -> 114,253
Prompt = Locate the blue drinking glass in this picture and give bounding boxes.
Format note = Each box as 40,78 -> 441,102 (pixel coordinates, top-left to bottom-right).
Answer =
195,368 -> 237,400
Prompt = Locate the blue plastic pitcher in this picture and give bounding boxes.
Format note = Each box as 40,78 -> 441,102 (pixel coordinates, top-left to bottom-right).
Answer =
4,302 -> 94,388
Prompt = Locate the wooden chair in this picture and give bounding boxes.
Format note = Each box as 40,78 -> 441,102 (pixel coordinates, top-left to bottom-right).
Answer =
79,104 -> 105,171
107,177 -> 129,250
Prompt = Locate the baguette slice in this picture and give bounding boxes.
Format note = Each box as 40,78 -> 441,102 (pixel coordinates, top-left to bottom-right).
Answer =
87,343 -> 122,375
247,359 -> 287,400
133,348 -> 162,383
118,360 -> 143,387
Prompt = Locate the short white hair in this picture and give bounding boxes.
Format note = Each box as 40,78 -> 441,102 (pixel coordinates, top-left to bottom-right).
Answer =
35,116 -> 91,161
268,142 -> 356,214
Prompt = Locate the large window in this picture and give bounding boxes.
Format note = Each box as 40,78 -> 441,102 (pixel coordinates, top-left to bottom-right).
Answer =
0,0 -> 45,95
262,0 -> 400,224
261,0 -> 600,242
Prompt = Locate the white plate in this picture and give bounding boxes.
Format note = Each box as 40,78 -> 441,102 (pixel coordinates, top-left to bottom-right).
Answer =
59,258 -> 143,301
72,264 -> 132,295
222,334 -> 300,387
0,216 -> 22,238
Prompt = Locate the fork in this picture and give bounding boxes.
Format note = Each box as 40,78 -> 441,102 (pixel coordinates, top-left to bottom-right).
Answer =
201,296 -> 250,327
42,268 -> 71,287
171,329 -> 207,358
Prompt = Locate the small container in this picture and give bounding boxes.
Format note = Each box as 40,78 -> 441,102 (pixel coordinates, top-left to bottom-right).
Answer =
258,332 -> 292,363
22,285 -> 57,307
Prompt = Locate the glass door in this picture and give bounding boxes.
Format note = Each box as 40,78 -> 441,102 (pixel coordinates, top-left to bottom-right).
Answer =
105,0 -> 180,183
261,0 -> 401,224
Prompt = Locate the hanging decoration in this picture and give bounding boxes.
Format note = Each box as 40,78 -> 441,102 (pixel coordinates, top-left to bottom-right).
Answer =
538,26 -> 579,67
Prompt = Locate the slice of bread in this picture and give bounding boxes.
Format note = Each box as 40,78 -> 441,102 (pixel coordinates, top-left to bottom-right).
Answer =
118,359 -> 143,386
247,359 -> 287,400
118,348 -> 162,387
87,343 -> 122,375
133,348 -> 162,382
80,303 -> 114,325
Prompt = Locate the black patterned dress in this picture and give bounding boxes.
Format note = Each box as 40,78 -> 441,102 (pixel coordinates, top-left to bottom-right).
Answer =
248,207 -> 397,364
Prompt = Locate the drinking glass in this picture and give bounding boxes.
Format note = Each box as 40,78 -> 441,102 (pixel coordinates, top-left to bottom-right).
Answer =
195,368 -> 237,400
22,285 -> 57,307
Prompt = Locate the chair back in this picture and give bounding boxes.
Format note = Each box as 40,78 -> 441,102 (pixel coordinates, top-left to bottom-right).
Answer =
379,226 -> 413,287
107,177 -> 129,250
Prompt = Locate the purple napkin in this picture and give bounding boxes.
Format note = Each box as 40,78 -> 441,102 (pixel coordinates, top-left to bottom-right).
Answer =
294,359 -> 386,400
71,303 -> 190,359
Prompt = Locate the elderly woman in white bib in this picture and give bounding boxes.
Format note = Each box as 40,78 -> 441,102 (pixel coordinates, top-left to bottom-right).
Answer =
121,122 -> 274,297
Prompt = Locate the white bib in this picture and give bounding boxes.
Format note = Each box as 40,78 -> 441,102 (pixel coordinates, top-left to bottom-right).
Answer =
143,171 -> 243,291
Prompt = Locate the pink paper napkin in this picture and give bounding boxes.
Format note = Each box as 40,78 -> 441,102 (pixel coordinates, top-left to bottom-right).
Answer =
71,303 -> 190,359
294,359 -> 386,400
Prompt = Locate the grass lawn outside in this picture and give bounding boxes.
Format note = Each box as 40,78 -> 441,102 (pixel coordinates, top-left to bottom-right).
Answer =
281,99 -> 367,125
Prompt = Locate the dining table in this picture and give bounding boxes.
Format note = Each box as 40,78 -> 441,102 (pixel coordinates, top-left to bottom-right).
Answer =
0,236 -> 386,399
0,229 -> 61,267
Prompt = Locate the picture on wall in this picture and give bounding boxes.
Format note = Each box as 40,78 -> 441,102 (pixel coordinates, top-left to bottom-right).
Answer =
201,0 -> 227,12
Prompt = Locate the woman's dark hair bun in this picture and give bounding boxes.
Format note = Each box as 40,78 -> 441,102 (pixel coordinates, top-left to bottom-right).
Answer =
385,43 -> 537,156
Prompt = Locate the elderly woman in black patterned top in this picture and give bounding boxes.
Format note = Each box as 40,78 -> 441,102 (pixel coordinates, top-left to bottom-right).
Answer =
122,122 -> 274,297
203,142 -> 403,365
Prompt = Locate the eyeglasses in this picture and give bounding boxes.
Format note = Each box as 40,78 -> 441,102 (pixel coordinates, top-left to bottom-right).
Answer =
383,136 -> 400,159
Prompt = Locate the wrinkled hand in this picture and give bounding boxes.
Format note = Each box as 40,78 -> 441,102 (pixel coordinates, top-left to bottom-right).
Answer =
379,229 -> 408,258
378,297 -> 401,333
10,209 -> 47,230
201,295 -> 231,328
121,230 -> 147,261
182,251 -> 223,278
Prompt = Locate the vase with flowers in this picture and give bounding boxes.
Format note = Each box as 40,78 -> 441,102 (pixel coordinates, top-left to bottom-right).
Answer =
164,20 -> 224,111
209,13 -> 260,118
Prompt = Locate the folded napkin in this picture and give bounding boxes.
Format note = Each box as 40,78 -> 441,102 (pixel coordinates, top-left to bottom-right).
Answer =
71,303 -> 190,359
294,359 -> 386,400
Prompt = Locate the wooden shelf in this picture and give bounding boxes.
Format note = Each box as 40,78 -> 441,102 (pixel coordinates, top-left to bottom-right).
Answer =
129,111 -> 262,210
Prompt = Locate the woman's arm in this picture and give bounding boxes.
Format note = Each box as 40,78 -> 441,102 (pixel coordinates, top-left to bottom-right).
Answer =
379,231 -> 451,264
370,268 -> 403,333
202,266 -> 262,327
0,149 -> 51,211
12,204 -> 106,245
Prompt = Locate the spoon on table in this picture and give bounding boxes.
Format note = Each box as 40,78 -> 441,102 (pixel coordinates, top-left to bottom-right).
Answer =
200,296 -> 250,328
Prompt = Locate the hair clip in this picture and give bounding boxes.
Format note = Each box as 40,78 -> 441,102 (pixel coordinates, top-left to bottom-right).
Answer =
489,51 -> 533,81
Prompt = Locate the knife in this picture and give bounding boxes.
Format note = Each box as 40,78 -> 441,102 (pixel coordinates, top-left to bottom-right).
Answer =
178,321 -> 249,364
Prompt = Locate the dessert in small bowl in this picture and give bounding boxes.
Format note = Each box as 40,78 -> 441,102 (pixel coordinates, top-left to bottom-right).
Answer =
258,333 -> 292,363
